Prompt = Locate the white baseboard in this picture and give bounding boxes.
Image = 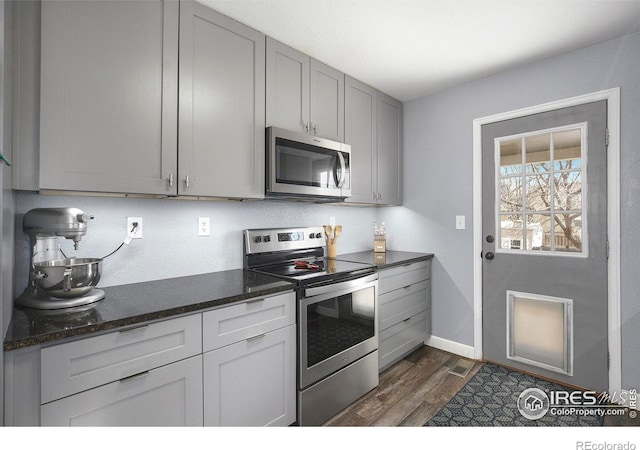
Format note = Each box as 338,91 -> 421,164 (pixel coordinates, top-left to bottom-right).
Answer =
425,335 -> 476,360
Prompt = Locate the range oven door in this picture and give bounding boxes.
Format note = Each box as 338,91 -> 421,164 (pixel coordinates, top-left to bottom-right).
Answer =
299,273 -> 378,389
266,126 -> 351,199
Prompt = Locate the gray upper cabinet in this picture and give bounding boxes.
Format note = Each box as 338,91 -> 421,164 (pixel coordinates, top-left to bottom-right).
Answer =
345,77 -> 403,205
266,38 -> 344,142
377,92 -> 403,205
39,0 -> 179,195
344,76 -> 377,204
179,1 -> 265,199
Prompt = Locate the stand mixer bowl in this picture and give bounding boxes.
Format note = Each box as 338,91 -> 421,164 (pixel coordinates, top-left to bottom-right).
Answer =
34,258 -> 103,299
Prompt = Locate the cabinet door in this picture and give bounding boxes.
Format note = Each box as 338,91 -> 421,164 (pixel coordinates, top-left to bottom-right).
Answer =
377,92 -> 403,205
39,0 -> 178,195
345,76 -> 377,204
41,356 -> 203,426
266,37 -> 309,134
203,324 -> 296,426
309,59 -> 344,142
179,1 -> 265,198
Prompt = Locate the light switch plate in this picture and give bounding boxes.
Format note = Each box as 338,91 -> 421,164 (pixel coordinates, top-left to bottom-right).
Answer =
456,215 -> 466,230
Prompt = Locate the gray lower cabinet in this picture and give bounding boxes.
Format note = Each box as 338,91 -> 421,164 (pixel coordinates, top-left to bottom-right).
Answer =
38,0 -> 179,195
41,356 -> 204,426
202,292 -> 297,426
266,37 -> 344,142
345,76 -> 403,205
378,260 -> 432,371
35,314 -> 203,426
178,1 -> 265,198
4,291 -> 297,426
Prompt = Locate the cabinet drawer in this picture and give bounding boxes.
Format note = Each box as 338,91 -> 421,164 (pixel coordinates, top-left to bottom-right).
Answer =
379,280 -> 430,330
379,260 -> 430,295
203,292 -> 295,352
379,310 -> 429,372
41,314 -> 202,404
41,355 -> 203,426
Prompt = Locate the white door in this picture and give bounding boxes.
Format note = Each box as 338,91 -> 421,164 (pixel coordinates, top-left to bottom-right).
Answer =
482,101 -> 608,391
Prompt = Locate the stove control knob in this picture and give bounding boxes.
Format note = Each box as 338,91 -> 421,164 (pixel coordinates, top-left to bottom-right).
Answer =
315,233 -> 322,239
263,235 -> 271,242
309,233 -> 314,239
254,236 -> 262,243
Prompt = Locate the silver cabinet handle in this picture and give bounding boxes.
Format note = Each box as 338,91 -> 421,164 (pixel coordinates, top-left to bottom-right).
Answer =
119,371 -> 150,383
185,175 -> 190,189
246,333 -> 266,342
118,324 -> 149,333
168,173 -> 174,187
373,192 -> 377,200
304,121 -> 310,133
313,124 -> 318,135
246,298 -> 265,305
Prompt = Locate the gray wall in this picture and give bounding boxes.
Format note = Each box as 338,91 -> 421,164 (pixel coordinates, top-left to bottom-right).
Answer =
384,31 -> 640,390
13,193 -> 378,291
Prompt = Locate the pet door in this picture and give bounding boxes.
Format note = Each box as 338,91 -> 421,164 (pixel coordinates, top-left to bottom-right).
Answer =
507,291 -> 573,376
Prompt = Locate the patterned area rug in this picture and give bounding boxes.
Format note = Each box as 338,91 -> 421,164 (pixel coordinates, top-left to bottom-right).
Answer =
425,363 -> 604,426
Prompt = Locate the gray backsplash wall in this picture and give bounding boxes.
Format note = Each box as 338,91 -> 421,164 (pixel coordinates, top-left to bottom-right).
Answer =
14,192 -> 379,293
384,31 -> 640,390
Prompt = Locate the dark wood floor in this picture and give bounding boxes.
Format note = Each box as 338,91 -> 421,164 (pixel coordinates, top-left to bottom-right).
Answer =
324,345 -> 639,427
325,346 -> 482,426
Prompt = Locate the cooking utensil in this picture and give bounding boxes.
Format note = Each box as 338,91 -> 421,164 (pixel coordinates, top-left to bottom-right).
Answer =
323,225 -> 333,244
34,257 -> 103,299
333,225 -> 342,241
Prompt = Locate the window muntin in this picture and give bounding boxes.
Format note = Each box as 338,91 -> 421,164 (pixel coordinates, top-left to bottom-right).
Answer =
495,124 -> 587,256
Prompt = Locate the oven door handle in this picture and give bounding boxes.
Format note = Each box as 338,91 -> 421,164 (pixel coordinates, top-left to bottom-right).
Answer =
303,272 -> 378,298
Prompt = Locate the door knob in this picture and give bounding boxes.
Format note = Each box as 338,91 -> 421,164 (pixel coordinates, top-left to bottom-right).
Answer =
486,235 -> 494,243
485,251 -> 495,260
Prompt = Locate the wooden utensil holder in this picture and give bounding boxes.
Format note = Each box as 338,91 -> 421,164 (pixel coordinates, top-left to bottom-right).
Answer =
327,241 -> 337,259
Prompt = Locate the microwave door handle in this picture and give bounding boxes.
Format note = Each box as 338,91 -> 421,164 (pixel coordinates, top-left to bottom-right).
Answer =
336,152 -> 346,188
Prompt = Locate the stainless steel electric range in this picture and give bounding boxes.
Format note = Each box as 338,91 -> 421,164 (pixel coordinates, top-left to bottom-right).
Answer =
244,227 -> 379,426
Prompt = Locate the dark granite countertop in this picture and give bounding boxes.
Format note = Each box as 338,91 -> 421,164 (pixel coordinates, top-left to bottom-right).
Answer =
3,269 -> 294,351
338,250 -> 434,269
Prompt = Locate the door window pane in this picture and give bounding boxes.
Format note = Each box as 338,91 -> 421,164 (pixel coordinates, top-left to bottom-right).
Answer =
499,214 -> 524,250
525,133 -> 551,173
500,139 -> 523,176
495,125 -> 586,256
500,177 -> 523,212
525,174 -> 551,212
526,214 -> 551,251
553,129 -> 582,170
554,171 -> 582,211
554,214 -> 582,253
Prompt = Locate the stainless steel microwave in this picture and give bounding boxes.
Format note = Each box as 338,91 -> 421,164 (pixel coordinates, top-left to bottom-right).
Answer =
266,127 -> 351,200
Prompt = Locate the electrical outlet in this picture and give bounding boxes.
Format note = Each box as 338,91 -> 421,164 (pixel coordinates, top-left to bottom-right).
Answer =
198,217 -> 210,237
127,217 -> 143,239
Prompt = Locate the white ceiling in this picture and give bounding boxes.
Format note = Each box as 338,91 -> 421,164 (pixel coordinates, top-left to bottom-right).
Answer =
198,0 -> 640,102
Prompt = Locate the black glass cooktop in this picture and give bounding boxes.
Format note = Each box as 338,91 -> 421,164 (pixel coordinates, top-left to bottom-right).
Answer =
251,257 -> 375,286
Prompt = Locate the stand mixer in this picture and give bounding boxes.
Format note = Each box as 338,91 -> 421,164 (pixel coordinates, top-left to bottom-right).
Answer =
15,207 -> 106,310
